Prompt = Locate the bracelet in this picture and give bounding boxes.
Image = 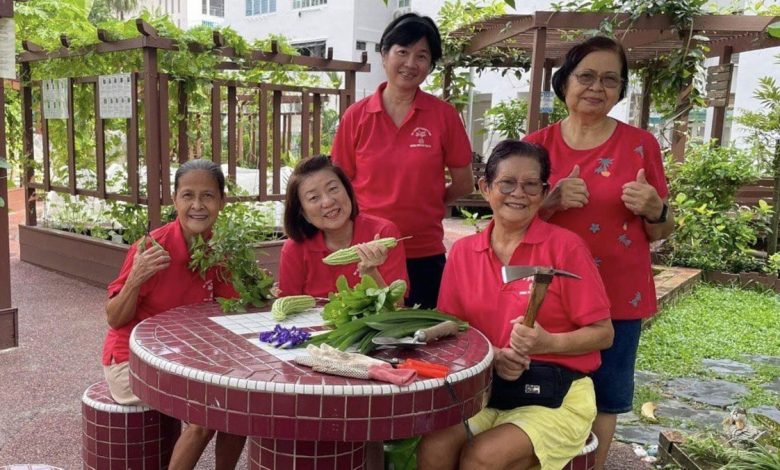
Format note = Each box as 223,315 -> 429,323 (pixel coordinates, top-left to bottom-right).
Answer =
643,202 -> 668,224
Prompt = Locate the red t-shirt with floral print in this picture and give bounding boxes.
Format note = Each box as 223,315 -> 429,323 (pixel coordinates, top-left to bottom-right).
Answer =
525,120 -> 669,320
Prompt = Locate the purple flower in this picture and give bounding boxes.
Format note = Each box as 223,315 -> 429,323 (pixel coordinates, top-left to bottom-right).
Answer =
259,324 -> 311,348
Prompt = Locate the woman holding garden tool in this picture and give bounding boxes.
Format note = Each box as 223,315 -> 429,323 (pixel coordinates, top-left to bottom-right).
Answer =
102,159 -> 246,469
417,140 -> 613,470
278,155 -> 409,298
525,36 -> 675,468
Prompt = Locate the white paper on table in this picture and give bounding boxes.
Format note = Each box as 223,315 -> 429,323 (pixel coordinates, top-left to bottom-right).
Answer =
42,78 -> 69,120
98,73 -> 133,119
0,19 -> 15,80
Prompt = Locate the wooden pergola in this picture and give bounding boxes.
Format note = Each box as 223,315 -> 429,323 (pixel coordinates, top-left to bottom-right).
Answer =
451,11 -> 780,158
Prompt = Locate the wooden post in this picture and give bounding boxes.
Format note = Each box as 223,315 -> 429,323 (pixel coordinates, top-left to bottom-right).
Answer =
671,32 -> 694,161
211,83 -> 221,164
710,46 -> 733,145
177,83 -> 188,163
143,47 -> 162,228
0,83 -> 11,310
639,69 -> 652,130
539,59 -> 554,129
20,62 -> 35,227
527,27 -> 547,134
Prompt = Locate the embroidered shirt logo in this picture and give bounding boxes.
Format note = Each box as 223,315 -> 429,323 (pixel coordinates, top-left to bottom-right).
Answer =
410,127 -> 432,148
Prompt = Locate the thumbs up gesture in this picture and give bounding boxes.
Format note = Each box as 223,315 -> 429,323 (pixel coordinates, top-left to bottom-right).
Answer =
543,165 -> 589,215
621,169 -> 663,219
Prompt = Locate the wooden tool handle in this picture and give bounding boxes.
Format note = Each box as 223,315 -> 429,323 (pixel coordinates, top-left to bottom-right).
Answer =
523,282 -> 550,327
414,320 -> 459,343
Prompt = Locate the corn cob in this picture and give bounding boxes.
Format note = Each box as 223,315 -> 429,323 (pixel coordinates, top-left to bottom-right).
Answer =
271,295 -> 316,321
322,237 -> 406,265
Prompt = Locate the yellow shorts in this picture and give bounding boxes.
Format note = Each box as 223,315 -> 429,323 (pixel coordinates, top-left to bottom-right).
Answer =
468,377 -> 596,470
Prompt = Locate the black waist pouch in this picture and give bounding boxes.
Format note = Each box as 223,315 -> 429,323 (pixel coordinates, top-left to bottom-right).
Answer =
487,362 -> 586,410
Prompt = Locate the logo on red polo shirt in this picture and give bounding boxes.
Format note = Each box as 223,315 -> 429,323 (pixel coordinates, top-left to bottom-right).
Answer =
410,127 -> 432,148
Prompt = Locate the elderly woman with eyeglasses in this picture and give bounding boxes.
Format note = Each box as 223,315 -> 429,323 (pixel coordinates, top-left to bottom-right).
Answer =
524,36 -> 674,469
417,140 -> 613,470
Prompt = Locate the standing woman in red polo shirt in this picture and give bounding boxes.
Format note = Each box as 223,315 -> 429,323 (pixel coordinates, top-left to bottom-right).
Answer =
524,36 -> 675,469
332,13 -> 474,308
101,160 -> 245,469
278,155 -> 408,298
417,140 -> 613,469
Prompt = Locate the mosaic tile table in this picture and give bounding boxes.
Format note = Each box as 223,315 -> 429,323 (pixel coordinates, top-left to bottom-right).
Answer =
128,301 -> 493,470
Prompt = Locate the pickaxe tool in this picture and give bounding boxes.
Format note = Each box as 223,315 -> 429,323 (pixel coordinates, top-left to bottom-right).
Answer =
501,266 -> 581,327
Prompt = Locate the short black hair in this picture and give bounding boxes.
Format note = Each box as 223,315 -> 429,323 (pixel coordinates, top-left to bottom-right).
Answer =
552,36 -> 629,102
174,159 -> 226,197
283,155 -> 358,243
485,140 -> 551,187
380,13 -> 443,68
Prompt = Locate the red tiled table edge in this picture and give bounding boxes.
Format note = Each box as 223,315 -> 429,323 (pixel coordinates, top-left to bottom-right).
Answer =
128,302 -> 494,442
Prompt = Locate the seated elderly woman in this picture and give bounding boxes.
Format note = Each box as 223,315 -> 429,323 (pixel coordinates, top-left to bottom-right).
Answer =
417,140 -> 614,470
278,155 -> 408,297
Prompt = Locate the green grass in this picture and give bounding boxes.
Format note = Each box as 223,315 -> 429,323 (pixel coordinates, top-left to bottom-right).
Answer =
637,284 -> 780,377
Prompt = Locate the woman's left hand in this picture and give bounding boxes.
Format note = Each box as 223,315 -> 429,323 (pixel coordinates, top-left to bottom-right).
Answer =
509,317 -> 555,356
621,169 -> 663,220
355,234 -> 389,276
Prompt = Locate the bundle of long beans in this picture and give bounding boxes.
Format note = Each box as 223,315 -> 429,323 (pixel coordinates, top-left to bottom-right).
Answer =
306,309 -> 468,355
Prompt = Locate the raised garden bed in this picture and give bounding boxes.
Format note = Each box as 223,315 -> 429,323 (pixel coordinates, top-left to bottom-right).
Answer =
19,225 -> 284,288
704,270 -> 780,293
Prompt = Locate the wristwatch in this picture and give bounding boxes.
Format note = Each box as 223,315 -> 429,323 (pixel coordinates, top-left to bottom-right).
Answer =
644,202 -> 668,224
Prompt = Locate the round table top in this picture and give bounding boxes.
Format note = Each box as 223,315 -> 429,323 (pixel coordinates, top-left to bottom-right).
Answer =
129,301 -> 493,441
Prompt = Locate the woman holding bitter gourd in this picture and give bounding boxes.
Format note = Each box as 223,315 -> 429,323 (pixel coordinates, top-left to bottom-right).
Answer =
278,155 -> 409,298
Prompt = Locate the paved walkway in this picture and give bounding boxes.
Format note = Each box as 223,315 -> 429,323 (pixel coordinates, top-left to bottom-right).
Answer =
1,217 -> 654,468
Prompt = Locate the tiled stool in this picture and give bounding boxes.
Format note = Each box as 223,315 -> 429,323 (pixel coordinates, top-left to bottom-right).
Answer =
81,381 -> 181,470
564,432 -> 599,470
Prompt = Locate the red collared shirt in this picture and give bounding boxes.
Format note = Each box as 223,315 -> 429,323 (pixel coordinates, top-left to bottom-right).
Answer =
525,121 -> 669,320
278,213 -> 409,298
437,218 -> 610,374
331,82 -> 472,258
101,220 -> 238,366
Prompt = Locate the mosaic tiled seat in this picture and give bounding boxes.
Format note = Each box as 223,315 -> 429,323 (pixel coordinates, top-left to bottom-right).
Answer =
564,432 -> 599,470
81,381 -> 180,470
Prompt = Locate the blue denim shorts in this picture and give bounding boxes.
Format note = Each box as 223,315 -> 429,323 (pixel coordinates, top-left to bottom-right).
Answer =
592,319 -> 642,414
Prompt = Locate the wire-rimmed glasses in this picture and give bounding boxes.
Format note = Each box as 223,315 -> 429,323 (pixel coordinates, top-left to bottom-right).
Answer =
494,179 -> 548,196
572,71 -> 623,89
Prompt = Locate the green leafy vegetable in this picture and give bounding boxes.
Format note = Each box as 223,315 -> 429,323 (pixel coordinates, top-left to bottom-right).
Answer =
321,276 -> 407,327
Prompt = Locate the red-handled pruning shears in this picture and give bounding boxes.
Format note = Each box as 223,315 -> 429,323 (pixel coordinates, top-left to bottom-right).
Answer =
382,358 -> 449,378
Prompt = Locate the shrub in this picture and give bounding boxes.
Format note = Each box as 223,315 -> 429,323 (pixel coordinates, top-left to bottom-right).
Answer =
661,141 -> 769,272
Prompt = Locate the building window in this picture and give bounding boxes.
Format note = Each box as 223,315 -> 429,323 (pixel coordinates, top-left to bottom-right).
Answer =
375,43 -> 381,52
294,40 -> 327,58
202,0 -> 224,17
356,41 -> 366,51
246,0 -> 276,15
293,0 -> 327,9
398,0 -> 410,7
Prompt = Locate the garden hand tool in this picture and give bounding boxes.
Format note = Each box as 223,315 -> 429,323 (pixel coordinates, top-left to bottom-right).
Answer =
378,357 -> 449,378
501,266 -> 581,327
371,320 -> 460,348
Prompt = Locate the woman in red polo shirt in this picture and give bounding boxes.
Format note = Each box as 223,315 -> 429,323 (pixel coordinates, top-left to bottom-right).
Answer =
102,160 -> 245,469
524,37 -> 675,468
417,141 -> 613,470
278,155 -> 408,297
332,13 -> 474,308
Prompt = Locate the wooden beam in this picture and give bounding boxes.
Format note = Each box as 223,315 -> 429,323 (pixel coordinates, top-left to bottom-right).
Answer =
639,70 -> 651,130
465,15 -> 533,54
143,47 -> 162,228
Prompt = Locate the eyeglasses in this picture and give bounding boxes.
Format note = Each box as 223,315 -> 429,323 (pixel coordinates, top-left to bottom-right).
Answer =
572,71 -> 624,89
494,179 -> 548,196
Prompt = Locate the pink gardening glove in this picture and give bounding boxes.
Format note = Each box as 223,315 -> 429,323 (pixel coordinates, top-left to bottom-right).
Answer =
368,364 -> 416,386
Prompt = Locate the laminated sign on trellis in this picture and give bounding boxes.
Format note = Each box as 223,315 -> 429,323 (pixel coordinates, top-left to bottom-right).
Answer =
98,73 -> 133,119
0,18 -> 15,80
42,78 -> 69,119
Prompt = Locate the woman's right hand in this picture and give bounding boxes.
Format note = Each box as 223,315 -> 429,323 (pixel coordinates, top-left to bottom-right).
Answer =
494,347 -> 530,381
542,165 -> 589,216
354,235 -> 389,276
127,237 -> 170,288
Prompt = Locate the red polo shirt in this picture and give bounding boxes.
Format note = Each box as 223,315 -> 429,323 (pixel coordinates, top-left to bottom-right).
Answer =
101,220 -> 238,366
525,121 -> 669,320
278,213 -> 409,298
437,218 -> 610,374
331,82 -> 472,259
